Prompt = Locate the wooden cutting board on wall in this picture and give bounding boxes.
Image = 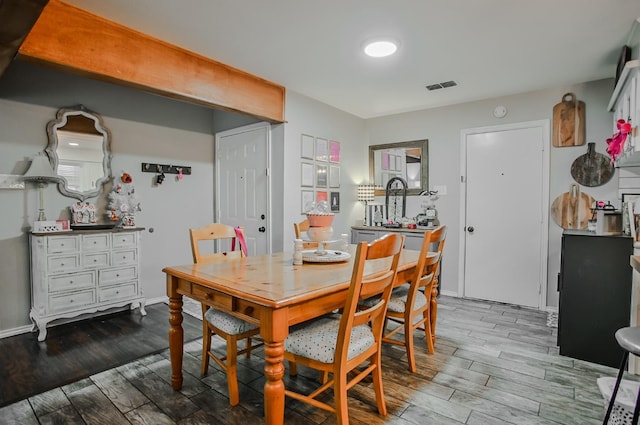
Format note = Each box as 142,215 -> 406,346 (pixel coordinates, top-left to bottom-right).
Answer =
551,184 -> 595,229
553,93 -> 585,147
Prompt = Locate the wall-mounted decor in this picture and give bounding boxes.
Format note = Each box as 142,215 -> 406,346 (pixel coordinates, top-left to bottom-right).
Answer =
329,165 -> 340,188
330,191 -> 340,212
301,162 -> 314,187
316,190 -> 328,203
316,164 -> 328,187
552,93 -> 585,147
570,142 -> 613,187
301,190 -> 314,213
301,134 -> 314,159
329,140 -> 340,163
315,138 -> 328,162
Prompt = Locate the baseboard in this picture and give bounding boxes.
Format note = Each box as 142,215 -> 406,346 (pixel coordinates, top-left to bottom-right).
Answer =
439,290 -> 458,297
0,324 -> 33,339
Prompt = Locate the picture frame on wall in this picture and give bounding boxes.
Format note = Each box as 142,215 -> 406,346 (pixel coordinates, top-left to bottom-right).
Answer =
316,164 -> 328,187
329,165 -> 340,188
316,190 -> 328,203
301,190 -> 314,213
301,134 -> 314,159
315,138 -> 328,162
330,191 -> 340,212
329,140 -> 340,163
301,162 -> 314,187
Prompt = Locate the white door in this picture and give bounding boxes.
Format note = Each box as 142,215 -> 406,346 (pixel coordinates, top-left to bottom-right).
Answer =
460,121 -> 549,308
216,122 -> 271,256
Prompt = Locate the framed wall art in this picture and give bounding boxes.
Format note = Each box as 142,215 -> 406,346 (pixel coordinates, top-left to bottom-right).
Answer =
301,134 -> 314,160
330,191 -> 340,212
329,165 -> 340,188
316,190 -> 328,203
301,190 -> 314,213
329,140 -> 340,163
316,164 -> 328,187
301,162 -> 314,187
315,137 -> 328,162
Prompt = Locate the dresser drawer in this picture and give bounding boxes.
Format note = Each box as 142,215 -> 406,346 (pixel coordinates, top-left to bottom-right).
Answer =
47,236 -> 79,254
112,233 -> 137,249
49,271 -> 95,292
82,252 -> 110,268
82,234 -> 110,251
99,266 -> 137,285
47,255 -> 80,274
111,249 -> 137,266
48,289 -> 95,313
99,282 -> 137,303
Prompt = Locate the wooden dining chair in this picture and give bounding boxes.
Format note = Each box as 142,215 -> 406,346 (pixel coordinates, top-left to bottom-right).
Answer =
427,225 -> 447,345
293,219 -> 318,249
284,233 -> 404,425
377,225 -> 446,372
189,223 -> 262,406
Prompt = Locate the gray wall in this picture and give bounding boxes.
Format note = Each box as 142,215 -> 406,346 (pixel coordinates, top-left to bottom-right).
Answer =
0,62 -> 226,333
366,79 -> 618,308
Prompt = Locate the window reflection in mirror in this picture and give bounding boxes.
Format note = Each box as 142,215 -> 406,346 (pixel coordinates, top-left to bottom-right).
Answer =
369,140 -> 428,196
46,106 -> 112,201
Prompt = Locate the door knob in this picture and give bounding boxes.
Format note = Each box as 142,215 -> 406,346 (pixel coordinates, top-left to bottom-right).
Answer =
261,214 -> 266,220
258,226 -> 266,233
467,226 -> 474,233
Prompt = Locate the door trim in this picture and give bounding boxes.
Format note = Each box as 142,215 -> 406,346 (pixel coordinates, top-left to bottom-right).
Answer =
215,121 -> 272,254
458,120 -> 550,310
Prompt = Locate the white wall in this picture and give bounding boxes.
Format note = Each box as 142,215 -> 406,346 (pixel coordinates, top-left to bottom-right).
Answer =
367,79 -> 617,308
282,92 -> 367,247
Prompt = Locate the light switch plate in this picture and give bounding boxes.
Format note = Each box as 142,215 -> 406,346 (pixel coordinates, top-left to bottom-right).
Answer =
0,174 -> 25,189
433,185 -> 447,195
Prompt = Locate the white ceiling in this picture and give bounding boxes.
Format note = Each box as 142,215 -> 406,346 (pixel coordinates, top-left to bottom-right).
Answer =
63,0 -> 640,119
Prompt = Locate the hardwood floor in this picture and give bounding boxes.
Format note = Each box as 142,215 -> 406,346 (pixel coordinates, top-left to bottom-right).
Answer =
0,296 -> 622,424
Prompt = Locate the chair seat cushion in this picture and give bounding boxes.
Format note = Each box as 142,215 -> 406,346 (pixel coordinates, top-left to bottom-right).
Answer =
387,285 -> 427,313
361,285 -> 427,313
204,308 -> 259,335
285,316 -> 375,364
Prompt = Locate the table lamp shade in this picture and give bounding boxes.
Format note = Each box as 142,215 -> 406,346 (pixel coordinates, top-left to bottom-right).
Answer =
357,184 -> 375,202
21,153 -> 58,182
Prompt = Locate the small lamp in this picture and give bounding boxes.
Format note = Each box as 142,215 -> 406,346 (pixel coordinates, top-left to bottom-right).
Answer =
357,184 -> 376,225
21,153 -> 59,221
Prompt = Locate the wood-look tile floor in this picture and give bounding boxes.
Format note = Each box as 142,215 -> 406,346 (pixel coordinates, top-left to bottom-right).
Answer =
0,296 -> 622,424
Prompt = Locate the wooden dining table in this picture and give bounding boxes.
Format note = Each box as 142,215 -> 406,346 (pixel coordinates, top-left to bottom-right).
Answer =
164,246 -> 433,425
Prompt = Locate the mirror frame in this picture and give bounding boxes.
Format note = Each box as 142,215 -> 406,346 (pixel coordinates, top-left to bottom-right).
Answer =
45,105 -> 112,201
369,139 -> 429,196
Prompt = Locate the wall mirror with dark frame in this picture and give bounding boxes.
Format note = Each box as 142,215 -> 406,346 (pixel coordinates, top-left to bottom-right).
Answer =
45,106 -> 112,201
369,139 -> 429,196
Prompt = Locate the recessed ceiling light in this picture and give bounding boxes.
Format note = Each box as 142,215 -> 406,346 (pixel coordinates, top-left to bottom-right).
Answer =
363,39 -> 398,58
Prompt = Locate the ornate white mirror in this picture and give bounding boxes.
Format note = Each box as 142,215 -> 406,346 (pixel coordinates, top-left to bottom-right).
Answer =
369,139 -> 428,196
45,106 -> 112,201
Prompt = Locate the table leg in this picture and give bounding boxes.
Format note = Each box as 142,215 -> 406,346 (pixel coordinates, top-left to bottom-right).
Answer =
262,308 -> 288,425
167,277 -> 184,391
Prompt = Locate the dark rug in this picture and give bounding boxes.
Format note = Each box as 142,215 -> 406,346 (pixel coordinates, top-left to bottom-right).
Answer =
0,303 -> 202,407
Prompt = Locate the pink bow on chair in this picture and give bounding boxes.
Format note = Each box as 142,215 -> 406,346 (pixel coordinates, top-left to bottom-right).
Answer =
606,118 -> 632,163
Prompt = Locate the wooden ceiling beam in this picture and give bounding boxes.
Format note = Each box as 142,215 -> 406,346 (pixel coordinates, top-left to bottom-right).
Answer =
17,0 -> 285,123
0,0 -> 48,79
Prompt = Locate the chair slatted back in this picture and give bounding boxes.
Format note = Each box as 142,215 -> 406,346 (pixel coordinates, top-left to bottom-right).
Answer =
335,233 -> 404,364
189,223 -> 245,264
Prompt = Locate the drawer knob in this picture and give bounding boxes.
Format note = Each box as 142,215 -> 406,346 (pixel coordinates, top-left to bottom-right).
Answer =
93,241 -> 97,244
69,299 -> 74,303
93,259 -> 97,263
122,256 -> 126,259
69,280 -> 73,284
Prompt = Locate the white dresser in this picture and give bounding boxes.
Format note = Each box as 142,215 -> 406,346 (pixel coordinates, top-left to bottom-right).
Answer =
29,228 -> 146,341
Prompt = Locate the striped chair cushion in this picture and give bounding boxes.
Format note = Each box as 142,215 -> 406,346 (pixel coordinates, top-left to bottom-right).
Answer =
204,308 -> 259,335
285,316 -> 375,364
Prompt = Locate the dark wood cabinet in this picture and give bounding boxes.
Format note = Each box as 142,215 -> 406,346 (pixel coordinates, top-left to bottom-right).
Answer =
558,230 -> 633,368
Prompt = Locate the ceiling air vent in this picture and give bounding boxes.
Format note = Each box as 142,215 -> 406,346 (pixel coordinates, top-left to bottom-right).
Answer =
426,80 -> 458,91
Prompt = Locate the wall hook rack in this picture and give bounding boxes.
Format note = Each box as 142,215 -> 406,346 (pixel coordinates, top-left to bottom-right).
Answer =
141,163 -> 191,175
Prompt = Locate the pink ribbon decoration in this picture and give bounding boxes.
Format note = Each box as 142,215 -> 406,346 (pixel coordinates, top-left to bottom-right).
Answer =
606,118 -> 632,163
231,226 -> 248,257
